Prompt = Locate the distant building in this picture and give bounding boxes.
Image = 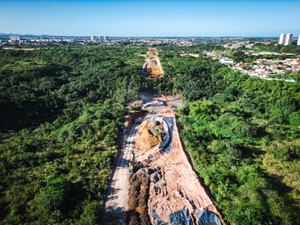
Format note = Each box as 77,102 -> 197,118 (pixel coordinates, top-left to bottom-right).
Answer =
98,36 -> 107,42
9,35 -> 20,42
284,33 -> 293,45
90,36 -> 98,42
219,57 -> 234,64
298,34 -> 300,46
279,33 -> 286,45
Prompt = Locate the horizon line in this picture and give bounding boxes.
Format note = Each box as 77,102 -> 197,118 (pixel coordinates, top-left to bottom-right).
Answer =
0,33 -> 285,38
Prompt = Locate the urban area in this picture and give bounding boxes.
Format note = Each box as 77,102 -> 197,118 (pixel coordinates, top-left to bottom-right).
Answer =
203,33 -> 300,82
2,33 -> 299,83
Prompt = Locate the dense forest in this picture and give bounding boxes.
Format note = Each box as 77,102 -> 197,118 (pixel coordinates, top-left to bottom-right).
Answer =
157,46 -> 300,224
0,46 -> 145,224
0,44 -> 299,224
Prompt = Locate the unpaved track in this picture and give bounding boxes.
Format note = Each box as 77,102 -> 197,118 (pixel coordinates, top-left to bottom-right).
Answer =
101,124 -> 137,225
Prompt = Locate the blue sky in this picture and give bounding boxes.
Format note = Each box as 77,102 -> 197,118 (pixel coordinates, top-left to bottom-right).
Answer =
0,0 -> 299,37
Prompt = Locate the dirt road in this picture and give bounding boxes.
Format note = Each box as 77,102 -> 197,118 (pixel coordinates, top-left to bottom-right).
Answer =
101,124 -> 137,225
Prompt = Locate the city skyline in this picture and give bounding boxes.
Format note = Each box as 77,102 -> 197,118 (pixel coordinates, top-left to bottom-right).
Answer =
0,0 -> 300,37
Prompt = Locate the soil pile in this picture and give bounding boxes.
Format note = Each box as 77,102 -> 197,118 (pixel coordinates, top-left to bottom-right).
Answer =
135,121 -> 164,152
142,47 -> 164,79
147,48 -> 158,57
128,167 -> 156,225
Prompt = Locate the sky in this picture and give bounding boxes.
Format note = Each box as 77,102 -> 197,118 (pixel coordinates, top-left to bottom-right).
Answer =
0,0 -> 300,37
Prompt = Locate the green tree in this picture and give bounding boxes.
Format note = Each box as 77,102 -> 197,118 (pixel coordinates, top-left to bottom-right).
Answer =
34,177 -> 70,222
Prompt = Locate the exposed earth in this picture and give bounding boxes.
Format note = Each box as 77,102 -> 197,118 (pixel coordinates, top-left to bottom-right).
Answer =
102,92 -> 224,225
143,48 -> 164,79
102,47 -> 223,225
132,112 -> 224,225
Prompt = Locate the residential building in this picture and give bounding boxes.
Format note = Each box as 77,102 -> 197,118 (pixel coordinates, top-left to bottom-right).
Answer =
90,36 -> 98,42
279,33 -> 286,45
284,33 -> 293,45
9,35 -> 20,42
298,34 -> 300,46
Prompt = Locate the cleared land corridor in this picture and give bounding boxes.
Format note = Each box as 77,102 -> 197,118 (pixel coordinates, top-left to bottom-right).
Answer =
129,112 -> 224,225
101,123 -> 137,225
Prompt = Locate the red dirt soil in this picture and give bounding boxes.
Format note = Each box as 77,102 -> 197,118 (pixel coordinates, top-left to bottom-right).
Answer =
134,112 -> 225,225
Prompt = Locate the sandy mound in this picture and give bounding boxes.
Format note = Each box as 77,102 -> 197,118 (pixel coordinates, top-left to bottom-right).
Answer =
142,47 -> 164,79
135,121 -> 164,152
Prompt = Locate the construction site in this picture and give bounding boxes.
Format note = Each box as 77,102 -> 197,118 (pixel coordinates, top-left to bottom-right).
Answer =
102,91 -> 224,225
101,48 -> 223,225
143,48 -> 164,79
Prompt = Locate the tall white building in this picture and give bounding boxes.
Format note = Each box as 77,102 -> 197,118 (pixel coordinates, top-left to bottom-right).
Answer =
90,36 -> 98,42
298,34 -> 300,46
284,33 -> 293,45
279,33 -> 286,45
9,35 -> 20,42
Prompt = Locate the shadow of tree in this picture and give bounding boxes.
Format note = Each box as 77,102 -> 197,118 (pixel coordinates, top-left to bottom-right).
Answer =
101,206 -> 128,225
107,187 -> 121,201
117,158 -> 132,169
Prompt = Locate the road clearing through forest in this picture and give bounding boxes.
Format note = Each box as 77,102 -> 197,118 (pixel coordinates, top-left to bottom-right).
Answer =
102,44 -> 224,224
133,111 -> 225,225
102,91 -> 224,224
101,123 -> 137,225
142,48 -> 164,79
